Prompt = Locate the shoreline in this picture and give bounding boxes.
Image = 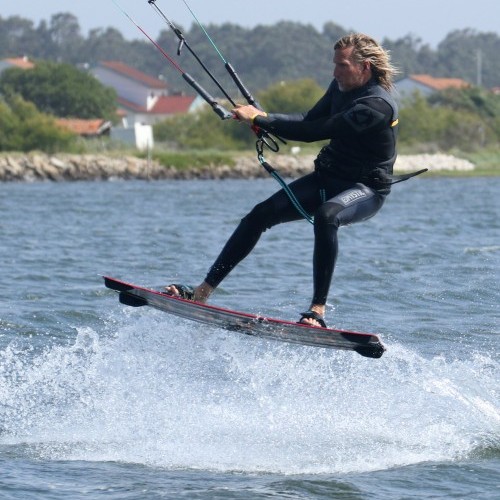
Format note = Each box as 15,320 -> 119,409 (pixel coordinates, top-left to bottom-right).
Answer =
0,152 -> 478,182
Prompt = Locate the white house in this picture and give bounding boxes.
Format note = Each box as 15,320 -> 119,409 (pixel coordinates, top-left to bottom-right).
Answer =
395,74 -> 471,100
91,61 -> 202,128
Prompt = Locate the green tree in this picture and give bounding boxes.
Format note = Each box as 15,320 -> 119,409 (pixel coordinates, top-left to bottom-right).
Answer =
0,95 -> 76,152
429,87 -> 500,119
429,87 -> 500,147
0,16 -> 37,58
398,93 -> 441,146
3,12 -> 500,90
47,13 -> 84,62
258,78 -> 325,113
154,79 -> 327,150
399,91 -> 497,151
322,22 -> 349,44
80,27 -> 138,66
385,35 -> 437,77
436,29 -> 500,88
0,60 -> 117,119
439,110 -> 493,150
154,105 -> 252,150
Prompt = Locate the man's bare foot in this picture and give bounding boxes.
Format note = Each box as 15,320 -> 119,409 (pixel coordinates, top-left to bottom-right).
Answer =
299,304 -> 326,328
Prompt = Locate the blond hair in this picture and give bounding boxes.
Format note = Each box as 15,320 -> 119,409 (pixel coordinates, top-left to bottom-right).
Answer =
334,34 -> 398,91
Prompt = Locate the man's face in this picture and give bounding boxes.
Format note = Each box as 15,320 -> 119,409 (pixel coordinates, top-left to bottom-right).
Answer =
333,46 -> 370,92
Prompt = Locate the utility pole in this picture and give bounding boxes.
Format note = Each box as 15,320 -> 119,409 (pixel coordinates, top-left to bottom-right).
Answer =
476,49 -> 482,87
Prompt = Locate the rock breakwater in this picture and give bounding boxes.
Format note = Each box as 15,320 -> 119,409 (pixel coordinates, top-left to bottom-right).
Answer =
0,152 -> 475,182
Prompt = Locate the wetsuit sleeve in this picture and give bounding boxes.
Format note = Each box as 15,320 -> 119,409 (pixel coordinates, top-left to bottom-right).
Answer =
254,96 -> 394,143
265,83 -> 335,123
252,82 -> 335,139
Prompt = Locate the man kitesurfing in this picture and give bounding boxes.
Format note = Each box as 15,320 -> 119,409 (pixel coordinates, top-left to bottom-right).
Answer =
166,33 -> 405,328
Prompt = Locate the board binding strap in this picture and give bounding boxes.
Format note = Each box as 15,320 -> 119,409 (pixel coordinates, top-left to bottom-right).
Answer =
103,276 -> 386,359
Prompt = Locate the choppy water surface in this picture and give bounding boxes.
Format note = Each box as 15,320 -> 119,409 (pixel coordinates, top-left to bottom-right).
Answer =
1,177 -> 499,499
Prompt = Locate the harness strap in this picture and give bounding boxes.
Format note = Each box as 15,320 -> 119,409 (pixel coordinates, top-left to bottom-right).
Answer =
380,168 -> 428,185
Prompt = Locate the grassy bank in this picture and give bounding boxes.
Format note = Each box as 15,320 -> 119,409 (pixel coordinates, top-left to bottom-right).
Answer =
460,149 -> 500,176
138,150 -> 236,171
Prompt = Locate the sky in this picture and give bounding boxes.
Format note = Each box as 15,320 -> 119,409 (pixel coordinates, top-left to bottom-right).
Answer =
2,0 -> 499,48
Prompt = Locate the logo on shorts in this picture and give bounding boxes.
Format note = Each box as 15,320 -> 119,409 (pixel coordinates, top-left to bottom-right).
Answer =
340,189 -> 367,206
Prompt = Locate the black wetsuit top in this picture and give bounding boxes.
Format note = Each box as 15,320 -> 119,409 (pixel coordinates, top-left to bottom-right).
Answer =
255,77 -> 399,194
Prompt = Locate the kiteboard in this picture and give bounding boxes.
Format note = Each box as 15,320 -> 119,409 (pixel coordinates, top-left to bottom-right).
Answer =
103,276 -> 386,358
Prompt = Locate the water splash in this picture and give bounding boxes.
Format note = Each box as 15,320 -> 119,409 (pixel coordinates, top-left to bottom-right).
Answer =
1,312 -> 498,474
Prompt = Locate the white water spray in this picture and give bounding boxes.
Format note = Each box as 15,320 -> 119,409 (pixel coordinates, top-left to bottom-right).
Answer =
1,311 -> 498,474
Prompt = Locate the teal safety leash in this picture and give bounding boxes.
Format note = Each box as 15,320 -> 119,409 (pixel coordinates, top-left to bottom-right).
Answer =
256,139 -> 314,225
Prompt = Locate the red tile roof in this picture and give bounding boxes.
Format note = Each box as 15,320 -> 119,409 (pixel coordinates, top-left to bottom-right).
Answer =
99,61 -> 167,89
55,118 -> 111,136
410,74 -> 470,91
149,95 -> 197,114
117,95 -> 196,114
3,57 -> 34,69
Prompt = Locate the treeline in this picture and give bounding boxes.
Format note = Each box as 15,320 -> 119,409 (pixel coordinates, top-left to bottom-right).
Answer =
1,14 -> 499,155
1,13 -> 499,91
1,66 -> 499,154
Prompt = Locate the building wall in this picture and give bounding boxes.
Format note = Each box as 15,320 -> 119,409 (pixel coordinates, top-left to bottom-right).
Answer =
111,123 -> 153,151
120,111 -> 168,128
91,66 -> 166,107
394,79 -> 433,99
0,61 -> 12,74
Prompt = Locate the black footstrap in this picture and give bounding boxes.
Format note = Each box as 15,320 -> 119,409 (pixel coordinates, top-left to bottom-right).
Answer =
299,310 -> 327,328
165,284 -> 195,300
